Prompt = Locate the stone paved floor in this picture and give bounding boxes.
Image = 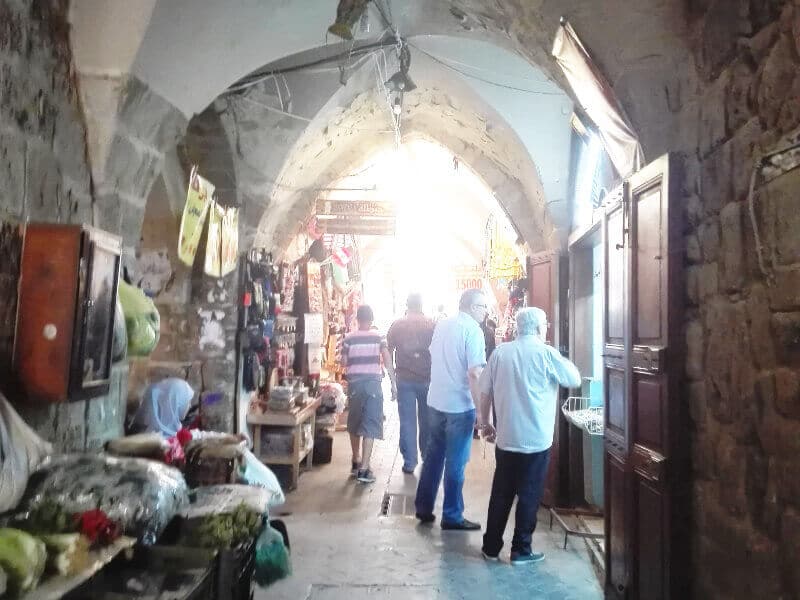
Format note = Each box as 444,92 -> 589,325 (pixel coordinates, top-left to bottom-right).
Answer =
258,408 -> 602,600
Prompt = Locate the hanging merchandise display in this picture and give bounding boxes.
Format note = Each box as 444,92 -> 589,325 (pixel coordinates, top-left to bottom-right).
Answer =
205,201 -> 224,277
178,166 -> 215,266
221,205 -> 240,276
306,262 -> 324,314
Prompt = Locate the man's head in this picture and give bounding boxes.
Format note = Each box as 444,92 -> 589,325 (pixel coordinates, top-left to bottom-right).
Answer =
459,288 -> 489,324
516,307 -> 548,340
407,293 -> 423,313
356,304 -> 374,329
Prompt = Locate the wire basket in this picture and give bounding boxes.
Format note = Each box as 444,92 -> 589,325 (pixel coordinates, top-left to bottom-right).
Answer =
562,396 -> 604,436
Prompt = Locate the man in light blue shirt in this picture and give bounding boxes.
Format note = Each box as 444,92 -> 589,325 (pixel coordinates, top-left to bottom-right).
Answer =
477,306 -> 580,564
415,289 -> 487,530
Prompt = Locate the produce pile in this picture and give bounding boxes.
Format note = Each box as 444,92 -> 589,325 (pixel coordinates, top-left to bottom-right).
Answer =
180,504 -> 262,550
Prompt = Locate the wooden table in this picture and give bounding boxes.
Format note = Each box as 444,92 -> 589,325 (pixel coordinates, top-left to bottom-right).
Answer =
248,397 -> 321,490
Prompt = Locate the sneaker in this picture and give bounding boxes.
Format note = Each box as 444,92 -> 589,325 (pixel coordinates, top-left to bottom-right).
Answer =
351,461 -> 361,477
356,469 -> 376,483
415,513 -> 435,524
401,465 -> 416,474
510,551 -> 545,565
481,549 -> 500,562
441,518 -> 481,531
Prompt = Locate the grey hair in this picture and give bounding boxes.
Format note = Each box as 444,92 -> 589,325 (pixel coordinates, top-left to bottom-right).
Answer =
516,307 -> 547,336
459,288 -> 484,311
407,293 -> 423,312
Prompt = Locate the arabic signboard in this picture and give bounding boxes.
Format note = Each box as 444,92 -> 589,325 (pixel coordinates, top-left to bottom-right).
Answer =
319,217 -> 396,236
315,199 -> 395,218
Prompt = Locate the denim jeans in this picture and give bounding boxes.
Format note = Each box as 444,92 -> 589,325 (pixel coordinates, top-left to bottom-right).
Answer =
482,447 -> 551,556
397,380 -> 430,469
414,406 -> 475,524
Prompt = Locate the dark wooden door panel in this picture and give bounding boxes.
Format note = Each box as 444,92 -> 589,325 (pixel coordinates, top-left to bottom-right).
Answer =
633,185 -> 664,344
606,367 -> 626,441
636,478 -> 667,600
606,204 -> 625,344
606,452 -> 630,598
634,374 -> 667,454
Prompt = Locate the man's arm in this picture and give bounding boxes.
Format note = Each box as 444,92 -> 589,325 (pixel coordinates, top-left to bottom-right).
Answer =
381,347 -> 398,400
550,349 -> 581,389
468,365 -> 484,409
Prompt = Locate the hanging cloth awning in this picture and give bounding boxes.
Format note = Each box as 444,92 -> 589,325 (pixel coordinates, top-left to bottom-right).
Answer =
552,20 -> 645,178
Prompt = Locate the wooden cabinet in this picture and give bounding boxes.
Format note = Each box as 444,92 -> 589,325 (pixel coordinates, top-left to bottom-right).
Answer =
13,224 -> 121,402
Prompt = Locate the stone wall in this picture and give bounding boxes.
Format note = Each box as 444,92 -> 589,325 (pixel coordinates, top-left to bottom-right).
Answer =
0,0 -> 125,450
682,2 -> 800,598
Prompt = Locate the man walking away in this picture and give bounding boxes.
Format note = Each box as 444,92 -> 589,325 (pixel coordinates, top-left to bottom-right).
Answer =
387,293 -> 436,474
415,289 -> 488,530
343,305 -> 397,484
477,307 -> 580,564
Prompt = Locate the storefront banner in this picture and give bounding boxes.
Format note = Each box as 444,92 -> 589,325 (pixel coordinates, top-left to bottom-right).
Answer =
178,167 -> 214,266
204,201 -> 224,277
221,205 -> 239,276
307,344 -> 322,375
304,313 -> 324,346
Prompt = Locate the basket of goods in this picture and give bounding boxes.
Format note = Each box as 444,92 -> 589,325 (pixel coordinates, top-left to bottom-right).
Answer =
184,435 -> 247,488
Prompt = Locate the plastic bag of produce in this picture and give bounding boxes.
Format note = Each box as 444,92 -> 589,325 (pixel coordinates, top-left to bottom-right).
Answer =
240,450 -> 285,508
0,393 -> 53,513
20,455 -> 188,545
253,523 -> 291,587
118,280 -> 160,356
0,565 -> 6,597
181,485 -> 272,519
0,528 -> 47,595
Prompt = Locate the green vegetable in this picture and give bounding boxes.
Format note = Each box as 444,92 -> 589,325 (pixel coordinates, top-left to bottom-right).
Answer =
22,500 -> 75,535
0,528 -> 47,594
39,534 -> 90,577
119,280 -> 160,356
186,504 -> 262,550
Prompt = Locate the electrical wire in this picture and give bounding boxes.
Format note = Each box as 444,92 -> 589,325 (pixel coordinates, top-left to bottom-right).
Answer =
410,43 -> 565,96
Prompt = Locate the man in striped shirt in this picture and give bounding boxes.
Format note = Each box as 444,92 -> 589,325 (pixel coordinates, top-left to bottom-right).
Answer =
342,305 -> 397,483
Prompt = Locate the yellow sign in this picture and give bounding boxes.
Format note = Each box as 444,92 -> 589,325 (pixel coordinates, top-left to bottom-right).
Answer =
178,167 -> 214,266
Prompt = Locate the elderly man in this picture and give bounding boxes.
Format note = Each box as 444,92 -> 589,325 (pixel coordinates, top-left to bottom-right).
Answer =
415,288 -> 488,530
477,307 -> 580,564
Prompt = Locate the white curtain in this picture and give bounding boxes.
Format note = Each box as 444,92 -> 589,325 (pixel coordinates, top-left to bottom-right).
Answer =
552,21 -> 645,178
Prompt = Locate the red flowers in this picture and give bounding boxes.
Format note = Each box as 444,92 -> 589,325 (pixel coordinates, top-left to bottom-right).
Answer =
75,509 -> 120,546
176,427 -> 192,447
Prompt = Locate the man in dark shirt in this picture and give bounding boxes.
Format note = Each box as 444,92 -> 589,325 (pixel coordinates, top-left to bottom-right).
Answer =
387,293 -> 436,474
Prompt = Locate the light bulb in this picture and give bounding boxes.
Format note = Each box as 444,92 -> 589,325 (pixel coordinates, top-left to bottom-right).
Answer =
393,97 -> 402,115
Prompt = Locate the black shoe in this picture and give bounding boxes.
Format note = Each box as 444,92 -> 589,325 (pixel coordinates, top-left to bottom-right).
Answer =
351,461 -> 360,477
481,549 -> 500,562
356,469 -> 376,483
415,512 -> 435,524
402,465 -> 416,474
441,518 -> 481,531
510,551 -> 545,565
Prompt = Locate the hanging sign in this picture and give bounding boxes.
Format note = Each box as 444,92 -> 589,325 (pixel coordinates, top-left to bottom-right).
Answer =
318,217 -> 396,236
204,201 -> 224,277
454,265 -> 483,292
178,167 -> 215,266
221,205 -> 239,276
315,199 -> 395,218
304,313 -> 324,346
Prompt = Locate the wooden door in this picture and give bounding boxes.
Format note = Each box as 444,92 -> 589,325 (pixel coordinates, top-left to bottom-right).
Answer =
528,251 -> 568,507
603,154 -> 686,599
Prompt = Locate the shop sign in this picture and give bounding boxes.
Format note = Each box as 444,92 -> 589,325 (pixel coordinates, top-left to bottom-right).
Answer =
319,217 -> 396,236
454,266 -> 484,292
315,199 -> 395,218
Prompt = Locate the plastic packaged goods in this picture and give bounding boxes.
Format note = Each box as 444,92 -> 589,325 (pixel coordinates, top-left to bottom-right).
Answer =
0,393 -> 53,514
20,455 -> 189,546
253,523 -> 291,587
181,485 -> 274,520
240,451 -> 285,508
118,280 -> 161,357
0,528 -> 47,595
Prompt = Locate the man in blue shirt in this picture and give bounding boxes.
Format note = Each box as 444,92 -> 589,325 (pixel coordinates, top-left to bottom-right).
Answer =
477,307 -> 581,564
415,289 -> 488,530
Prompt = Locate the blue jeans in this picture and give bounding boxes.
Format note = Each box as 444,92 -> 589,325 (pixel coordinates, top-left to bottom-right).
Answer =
397,380 -> 430,469
414,406 -> 475,524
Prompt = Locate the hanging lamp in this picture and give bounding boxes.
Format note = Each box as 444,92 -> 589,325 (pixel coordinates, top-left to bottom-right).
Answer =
385,43 -> 416,92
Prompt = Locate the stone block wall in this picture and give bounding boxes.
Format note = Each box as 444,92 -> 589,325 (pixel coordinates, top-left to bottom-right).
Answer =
683,2 -> 800,598
0,0 -> 125,451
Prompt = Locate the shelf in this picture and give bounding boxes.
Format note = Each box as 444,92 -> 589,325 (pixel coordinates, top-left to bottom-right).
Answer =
247,397 -> 321,427
259,444 -> 314,465
22,536 -> 136,600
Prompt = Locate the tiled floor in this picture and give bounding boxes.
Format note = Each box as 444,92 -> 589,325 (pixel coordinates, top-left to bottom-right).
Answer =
258,408 -> 602,600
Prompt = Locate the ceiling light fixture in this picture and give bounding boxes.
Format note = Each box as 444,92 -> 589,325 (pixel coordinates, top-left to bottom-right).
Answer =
385,42 -> 416,92
392,95 -> 403,116
328,0 -> 370,41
